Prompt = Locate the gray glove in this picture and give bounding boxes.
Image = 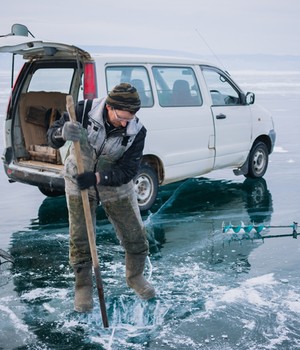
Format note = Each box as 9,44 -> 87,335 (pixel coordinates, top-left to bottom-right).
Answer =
62,121 -> 81,141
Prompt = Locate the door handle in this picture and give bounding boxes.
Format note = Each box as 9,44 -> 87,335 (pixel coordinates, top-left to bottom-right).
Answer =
216,113 -> 226,119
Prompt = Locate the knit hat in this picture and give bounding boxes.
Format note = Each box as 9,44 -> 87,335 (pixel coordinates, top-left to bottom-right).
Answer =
106,83 -> 141,113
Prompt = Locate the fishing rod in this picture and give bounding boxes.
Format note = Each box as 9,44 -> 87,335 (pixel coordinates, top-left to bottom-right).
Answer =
222,221 -> 298,240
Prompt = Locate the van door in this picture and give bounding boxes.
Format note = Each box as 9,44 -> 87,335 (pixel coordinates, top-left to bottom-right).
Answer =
201,66 -> 252,169
105,65 -> 216,182
0,36 -> 91,58
0,35 -> 92,92
150,66 -> 215,181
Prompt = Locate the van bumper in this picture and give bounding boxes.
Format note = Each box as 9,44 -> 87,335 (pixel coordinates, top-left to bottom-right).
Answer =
3,160 -> 65,193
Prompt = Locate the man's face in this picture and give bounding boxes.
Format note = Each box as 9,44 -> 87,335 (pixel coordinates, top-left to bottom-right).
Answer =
107,106 -> 135,128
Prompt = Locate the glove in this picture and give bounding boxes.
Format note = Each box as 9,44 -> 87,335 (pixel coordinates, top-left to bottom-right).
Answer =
76,172 -> 97,190
62,121 -> 81,141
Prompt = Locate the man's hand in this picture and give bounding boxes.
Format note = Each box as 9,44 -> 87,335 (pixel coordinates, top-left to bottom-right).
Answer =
76,172 -> 97,190
62,121 -> 81,141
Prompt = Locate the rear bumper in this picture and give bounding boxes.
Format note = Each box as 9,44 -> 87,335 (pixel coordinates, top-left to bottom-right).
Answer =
3,160 -> 65,192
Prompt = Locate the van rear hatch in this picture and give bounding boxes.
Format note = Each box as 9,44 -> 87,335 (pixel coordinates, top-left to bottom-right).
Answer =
0,35 -> 91,59
0,35 -> 95,196
0,35 -> 97,98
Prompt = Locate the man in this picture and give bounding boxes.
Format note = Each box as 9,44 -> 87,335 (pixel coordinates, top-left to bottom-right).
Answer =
47,83 -> 155,312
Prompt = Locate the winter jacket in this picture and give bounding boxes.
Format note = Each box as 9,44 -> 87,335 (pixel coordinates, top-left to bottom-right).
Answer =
47,98 -> 146,189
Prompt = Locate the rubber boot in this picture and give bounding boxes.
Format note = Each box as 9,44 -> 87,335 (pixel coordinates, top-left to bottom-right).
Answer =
125,253 -> 155,300
74,265 -> 93,312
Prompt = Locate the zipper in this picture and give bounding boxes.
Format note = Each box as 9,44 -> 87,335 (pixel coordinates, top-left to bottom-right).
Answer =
97,138 -> 107,158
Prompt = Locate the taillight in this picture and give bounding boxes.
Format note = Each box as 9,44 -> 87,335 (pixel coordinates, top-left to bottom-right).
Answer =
83,62 -> 98,99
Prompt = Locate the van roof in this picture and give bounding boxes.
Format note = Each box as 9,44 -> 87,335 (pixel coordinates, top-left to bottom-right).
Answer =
0,35 -> 219,68
89,45 -> 212,66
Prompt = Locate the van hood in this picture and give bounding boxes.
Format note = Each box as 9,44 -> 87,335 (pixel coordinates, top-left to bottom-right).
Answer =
0,35 -> 91,60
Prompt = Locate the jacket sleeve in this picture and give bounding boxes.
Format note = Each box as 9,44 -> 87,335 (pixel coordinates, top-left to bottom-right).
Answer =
98,126 -> 147,186
47,101 -> 85,149
46,112 -> 69,149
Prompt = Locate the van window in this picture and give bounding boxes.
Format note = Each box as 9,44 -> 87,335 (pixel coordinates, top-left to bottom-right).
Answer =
201,67 -> 241,106
152,66 -> 202,107
106,66 -> 153,107
28,68 -> 74,93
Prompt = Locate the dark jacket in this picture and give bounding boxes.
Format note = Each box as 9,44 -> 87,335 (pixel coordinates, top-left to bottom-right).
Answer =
47,99 -> 146,187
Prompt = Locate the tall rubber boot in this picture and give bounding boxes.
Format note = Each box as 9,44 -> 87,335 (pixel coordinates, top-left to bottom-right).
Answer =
74,264 -> 93,312
125,253 -> 155,300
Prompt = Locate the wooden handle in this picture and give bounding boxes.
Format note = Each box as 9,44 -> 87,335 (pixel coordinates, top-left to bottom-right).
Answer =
66,95 -> 109,328
66,95 -> 84,174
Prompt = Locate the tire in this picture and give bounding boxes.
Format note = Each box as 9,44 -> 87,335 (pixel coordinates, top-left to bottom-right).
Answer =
134,165 -> 158,211
38,186 -> 65,197
245,142 -> 269,178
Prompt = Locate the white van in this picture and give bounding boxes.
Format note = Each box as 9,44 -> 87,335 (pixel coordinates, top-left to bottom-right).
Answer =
0,25 -> 276,211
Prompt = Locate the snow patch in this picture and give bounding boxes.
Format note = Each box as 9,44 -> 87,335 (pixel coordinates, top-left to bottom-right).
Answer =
21,287 -> 68,301
284,291 -> 300,313
43,303 -> 56,313
0,304 -> 30,333
205,273 -> 278,310
274,146 -> 288,153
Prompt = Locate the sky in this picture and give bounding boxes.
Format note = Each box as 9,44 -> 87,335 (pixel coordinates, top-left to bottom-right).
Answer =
0,0 -> 300,57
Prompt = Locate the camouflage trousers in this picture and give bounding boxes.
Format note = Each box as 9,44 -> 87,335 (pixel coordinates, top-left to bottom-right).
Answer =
65,179 -> 149,267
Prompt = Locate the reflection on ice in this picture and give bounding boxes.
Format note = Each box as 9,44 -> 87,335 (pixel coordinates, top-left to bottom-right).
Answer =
4,176 -> 300,349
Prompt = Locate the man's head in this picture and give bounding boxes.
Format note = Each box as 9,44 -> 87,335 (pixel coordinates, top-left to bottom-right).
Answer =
106,83 -> 141,127
106,83 -> 141,113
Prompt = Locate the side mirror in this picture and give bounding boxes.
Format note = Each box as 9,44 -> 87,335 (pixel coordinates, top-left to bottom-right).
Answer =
11,23 -> 29,36
246,92 -> 255,105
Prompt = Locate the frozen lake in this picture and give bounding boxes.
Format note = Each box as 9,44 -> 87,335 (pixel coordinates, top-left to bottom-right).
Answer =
0,56 -> 300,349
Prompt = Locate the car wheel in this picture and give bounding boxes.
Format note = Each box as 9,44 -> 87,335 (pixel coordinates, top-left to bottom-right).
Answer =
245,141 -> 269,178
134,165 -> 158,211
38,186 -> 65,197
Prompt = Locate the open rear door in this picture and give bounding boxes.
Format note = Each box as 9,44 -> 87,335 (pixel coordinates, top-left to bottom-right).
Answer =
0,35 -> 91,58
